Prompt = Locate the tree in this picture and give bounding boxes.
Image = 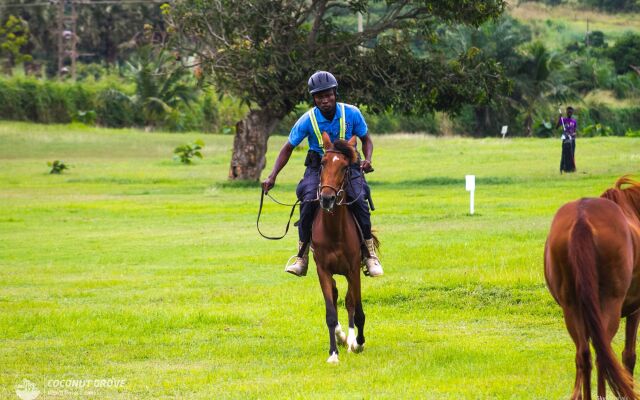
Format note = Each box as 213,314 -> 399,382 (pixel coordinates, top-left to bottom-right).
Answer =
0,15 -> 32,73
9,1 -> 164,74
436,15 -> 531,136
125,45 -> 198,129
607,33 -> 640,74
166,0 -> 508,181
515,41 -> 571,136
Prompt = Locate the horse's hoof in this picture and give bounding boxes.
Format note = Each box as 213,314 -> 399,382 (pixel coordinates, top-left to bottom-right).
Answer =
348,340 -> 364,353
326,352 -> 339,363
350,342 -> 364,353
335,326 -> 347,346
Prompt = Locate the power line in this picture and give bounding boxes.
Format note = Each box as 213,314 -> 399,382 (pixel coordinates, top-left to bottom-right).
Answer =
0,0 -> 168,9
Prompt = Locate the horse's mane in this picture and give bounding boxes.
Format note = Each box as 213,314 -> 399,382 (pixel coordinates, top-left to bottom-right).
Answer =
331,139 -> 357,164
601,175 -> 640,220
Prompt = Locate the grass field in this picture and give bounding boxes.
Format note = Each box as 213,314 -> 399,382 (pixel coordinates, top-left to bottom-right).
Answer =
1,122 -> 639,399
509,1 -> 640,47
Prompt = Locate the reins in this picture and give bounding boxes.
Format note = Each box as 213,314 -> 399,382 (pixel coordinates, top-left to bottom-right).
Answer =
257,190 -> 302,240
257,151 -> 369,240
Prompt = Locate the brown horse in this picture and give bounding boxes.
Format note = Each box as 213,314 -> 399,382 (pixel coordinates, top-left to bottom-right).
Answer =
312,132 -> 375,363
545,176 -> 640,399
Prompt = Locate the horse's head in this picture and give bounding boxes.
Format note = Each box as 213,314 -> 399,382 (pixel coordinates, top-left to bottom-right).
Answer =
319,132 -> 357,212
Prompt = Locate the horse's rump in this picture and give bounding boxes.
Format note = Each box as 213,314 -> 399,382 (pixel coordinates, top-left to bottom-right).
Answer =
545,195 -> 638,399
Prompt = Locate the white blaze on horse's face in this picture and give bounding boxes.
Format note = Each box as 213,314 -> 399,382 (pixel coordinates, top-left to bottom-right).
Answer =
319,151 -> 349,212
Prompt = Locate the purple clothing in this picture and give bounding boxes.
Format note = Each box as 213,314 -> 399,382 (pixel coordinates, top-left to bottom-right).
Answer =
558,116 -> 577,138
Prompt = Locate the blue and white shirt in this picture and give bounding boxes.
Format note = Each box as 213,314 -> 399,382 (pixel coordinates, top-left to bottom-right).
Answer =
288,103 -> 368,154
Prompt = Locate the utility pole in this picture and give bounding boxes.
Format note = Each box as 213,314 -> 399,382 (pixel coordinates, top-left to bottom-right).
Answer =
57,0 -> 77,79
585,18 -> 590,61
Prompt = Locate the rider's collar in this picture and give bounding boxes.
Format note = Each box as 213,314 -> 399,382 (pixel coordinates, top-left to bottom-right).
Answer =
316,103 -> 342,123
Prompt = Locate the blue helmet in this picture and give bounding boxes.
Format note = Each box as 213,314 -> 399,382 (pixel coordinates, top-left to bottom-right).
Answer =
308,71 -> 338,95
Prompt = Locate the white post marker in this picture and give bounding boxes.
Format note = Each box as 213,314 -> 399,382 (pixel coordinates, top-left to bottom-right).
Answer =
465,175 -> 476,215
501,125 -> 508,139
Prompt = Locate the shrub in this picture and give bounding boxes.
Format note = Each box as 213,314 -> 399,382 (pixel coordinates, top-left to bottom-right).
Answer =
47,160 -> 69,174
173,139 -> 204,164
95,89 -> 136,128
625,128 -> 640,137
582,123 -> 613,137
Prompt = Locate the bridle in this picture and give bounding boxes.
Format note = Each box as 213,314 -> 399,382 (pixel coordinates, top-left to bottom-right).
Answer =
318,150 -> 348,206
318,149 -> 365,207
257,149 -> 367,240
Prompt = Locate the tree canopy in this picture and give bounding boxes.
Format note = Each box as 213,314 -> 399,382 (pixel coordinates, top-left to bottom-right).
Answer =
168,0 -> 508,117
167,0 -> 510,180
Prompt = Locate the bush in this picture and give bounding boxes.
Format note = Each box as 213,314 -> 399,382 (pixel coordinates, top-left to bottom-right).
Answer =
173,139 -> 204,164
625,128 -> 640,137
607,33 -> 640,74
363,108 -> 438,134
582,123 -> 613,137
0,75 -> 97,123
611,72 -> 640,98
581,102 -> 640,135
95,89 -> 137,128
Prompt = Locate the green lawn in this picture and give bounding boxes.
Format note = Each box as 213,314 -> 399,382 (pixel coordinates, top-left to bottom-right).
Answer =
510,2 -> 640,48
1,122 -> 639,399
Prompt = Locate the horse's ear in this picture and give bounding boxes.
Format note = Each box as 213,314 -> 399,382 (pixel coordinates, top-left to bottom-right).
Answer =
348,135 -> 357,147
322,132 -> 332,150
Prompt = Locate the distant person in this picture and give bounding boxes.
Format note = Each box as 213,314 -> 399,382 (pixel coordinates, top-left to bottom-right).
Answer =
556,106 -> 577,173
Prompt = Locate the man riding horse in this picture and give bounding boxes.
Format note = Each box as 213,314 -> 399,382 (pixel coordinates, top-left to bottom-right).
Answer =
261,71 -> 383,278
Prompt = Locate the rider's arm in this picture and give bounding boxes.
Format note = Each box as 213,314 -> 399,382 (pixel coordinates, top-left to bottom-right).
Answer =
360,134 -> 374,172
261,142 -> 295,193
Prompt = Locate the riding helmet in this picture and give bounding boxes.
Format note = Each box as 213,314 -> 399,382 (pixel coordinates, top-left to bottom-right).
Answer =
308,71 -> 338,95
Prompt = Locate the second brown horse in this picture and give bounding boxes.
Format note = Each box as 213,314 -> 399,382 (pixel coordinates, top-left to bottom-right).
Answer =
545,176 -> 640,399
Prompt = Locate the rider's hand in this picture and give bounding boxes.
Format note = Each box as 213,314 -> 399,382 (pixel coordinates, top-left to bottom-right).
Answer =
261,176 -> 275,193
360,159 -> 373,173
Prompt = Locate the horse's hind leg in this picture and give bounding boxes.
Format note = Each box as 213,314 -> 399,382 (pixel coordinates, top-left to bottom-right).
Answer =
332,278 -> 347,345
564,309 -> 591,400
623,311 -> 640,376
318,269 -> 339,363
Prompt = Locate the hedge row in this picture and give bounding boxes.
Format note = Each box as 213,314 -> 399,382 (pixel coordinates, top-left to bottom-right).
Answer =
0,75 -> 247,132
0,75 -> 635,137
0,76 -> 136,127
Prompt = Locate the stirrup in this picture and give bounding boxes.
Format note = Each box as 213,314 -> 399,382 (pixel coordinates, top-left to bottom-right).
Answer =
285,255 -> 308,277
362,256 -> 383,277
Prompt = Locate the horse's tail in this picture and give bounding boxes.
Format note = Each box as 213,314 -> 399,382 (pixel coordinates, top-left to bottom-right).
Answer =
370,232 -> 380,254
569,214 -> 637,400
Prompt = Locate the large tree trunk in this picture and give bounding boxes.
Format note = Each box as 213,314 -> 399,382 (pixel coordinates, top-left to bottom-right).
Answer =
228,109 -> 280,181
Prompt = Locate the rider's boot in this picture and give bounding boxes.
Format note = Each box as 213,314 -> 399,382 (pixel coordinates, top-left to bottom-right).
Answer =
285,241 -> 309,277
363,238 -> 383,277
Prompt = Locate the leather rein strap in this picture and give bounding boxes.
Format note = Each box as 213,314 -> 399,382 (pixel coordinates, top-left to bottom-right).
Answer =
257,190 -> 301,240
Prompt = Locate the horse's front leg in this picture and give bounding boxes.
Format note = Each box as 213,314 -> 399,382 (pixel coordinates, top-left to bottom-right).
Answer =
345,268 -> 365,353
318,268 -> 339,363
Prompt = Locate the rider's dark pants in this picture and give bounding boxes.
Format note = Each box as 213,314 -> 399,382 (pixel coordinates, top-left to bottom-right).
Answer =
296,164 -> 372,243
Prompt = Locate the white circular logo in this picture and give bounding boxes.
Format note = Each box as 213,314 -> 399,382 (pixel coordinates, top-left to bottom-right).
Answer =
15,379 -> 40,400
